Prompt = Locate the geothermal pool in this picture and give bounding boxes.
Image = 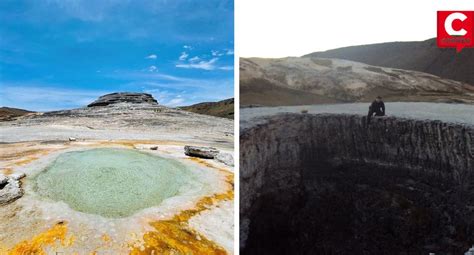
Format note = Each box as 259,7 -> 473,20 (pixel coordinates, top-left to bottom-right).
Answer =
0,142 -> 233,254
33,148 -> 197,218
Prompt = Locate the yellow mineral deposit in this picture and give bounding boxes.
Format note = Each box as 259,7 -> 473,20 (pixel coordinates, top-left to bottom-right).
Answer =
8,222 -> 74,255
1,168 -> 13,175
130,159 -> 234,255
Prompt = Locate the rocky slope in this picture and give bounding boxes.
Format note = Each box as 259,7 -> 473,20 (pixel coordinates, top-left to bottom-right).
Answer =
304,38 -> 474,85
87,92 -> 158,107
0,107 -> 34,121
179,98 -> 234,119
240,113 -> 474,254
240,57 -> 474,106
0,93 -> 233,146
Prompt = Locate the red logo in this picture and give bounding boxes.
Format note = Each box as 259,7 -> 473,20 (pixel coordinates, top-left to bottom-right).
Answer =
437,11 -> 474,52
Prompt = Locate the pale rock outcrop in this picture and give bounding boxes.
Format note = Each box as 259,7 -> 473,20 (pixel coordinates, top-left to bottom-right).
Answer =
215,152 -> 234,166
0,174 -> 7,185
87,92 -> 158,107
184,146 -> 220,159
0,174 -> 24,205
465,246 -> 474,255
9,172 -> 26,180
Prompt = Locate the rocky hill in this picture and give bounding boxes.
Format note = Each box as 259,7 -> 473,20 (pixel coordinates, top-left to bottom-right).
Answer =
0,107 -> 34,121
0,93 -> 233,145
240,57 -> 474,106
304,38 -> 474,85
179,98 -> 234,119
87,92 -> 158,107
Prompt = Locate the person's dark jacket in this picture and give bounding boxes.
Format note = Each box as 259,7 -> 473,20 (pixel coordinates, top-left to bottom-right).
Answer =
369,100 -> 385,116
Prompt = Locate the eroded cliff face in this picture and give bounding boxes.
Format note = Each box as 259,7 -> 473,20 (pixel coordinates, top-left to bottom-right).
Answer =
87,92 -> 158,107
240,113 -> 474,254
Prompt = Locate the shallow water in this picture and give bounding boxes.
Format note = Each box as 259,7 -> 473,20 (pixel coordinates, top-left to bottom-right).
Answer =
34,148 -> 196,218
241,102 -> 474,126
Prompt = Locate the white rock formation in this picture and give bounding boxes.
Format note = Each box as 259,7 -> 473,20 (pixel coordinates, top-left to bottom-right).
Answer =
0,174 -> 24,205
215,152 -> 234,166
465,246 -> 474,255
184,146 -> 219,159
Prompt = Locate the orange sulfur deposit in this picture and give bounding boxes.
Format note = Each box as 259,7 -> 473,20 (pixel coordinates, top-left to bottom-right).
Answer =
130,160 -> 234,255
7,222 -> 73,255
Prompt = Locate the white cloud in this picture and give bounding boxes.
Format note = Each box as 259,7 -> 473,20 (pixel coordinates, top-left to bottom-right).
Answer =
148,65 -> 158,72
179,52 -> 189,61
226,49 -> 234,55
189,56 -> 200,62
142,77 -> 233,107
0,83 -> 109,111
176,58 -> 219,70
183,45 -> 193,50
145,54 -> 157,59
219,66 -> 234,71
168,98 -> 185,106
141,89 -> 185,107
107,70 -> 194,83
212,50 -> 225,57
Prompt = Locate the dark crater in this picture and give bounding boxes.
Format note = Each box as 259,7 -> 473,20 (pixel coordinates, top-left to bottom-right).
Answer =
240,113 -> 474,255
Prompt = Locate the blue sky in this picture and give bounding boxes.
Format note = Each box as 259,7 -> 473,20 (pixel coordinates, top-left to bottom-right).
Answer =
0,0 -> 234,111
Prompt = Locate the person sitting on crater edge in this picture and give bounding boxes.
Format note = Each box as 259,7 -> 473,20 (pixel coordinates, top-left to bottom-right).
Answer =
367,96 -> 385,124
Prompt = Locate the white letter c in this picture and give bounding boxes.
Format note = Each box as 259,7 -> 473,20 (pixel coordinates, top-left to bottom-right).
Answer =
445,12 -> 468,36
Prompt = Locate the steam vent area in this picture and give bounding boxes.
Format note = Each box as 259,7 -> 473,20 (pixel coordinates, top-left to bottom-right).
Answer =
240,103 -> 474,255
0,93 -> 234,254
